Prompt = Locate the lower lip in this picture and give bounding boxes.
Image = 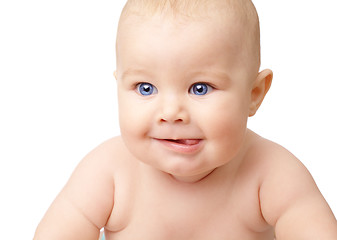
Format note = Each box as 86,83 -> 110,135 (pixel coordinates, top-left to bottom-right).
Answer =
154,139 -> 203,154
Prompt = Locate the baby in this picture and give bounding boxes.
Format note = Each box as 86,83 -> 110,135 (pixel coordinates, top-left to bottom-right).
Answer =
34,0 -> 337,239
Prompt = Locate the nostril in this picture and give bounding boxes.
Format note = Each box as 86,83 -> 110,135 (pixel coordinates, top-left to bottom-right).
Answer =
160,117 -> 183,123
157,106 -> 189,124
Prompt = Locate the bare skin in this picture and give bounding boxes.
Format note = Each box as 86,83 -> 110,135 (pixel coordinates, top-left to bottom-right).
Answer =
34,3 -> 337,239
35,131 -> 337,240
103,131 -> 275,240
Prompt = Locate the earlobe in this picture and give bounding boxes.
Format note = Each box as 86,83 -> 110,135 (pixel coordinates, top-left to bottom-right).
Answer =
114,71 -> 117,80
249,69 -> 273,117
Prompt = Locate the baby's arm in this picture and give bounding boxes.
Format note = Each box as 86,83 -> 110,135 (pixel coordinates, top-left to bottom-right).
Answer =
34,140 -> 115,240
260,145 -> 337,239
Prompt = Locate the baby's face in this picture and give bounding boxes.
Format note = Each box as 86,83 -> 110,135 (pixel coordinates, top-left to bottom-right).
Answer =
116,15 -> 257,182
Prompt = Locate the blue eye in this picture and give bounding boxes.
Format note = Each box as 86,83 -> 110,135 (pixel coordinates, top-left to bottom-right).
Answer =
190,83 -> 212,95
137,83 -> 157,96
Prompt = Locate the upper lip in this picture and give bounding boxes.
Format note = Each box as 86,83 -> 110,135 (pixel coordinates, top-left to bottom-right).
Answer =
154,138 -> 202,141
154,138 -> 203,144
152,138 -> 204,154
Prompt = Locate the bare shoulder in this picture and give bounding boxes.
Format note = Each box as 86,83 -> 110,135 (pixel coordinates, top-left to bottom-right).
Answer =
69,136 -> 129,185
248,131 -> 337,238
251,134 -> 318,220
35,136 -> 132,239
60,136 -> 130,228
83,136 -> 128,163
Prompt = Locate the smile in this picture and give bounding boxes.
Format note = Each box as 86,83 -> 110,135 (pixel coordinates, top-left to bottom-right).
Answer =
154,138 -> 203,154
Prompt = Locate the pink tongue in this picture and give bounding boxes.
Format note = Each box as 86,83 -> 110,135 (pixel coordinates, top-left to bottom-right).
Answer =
176,139 -> 200,145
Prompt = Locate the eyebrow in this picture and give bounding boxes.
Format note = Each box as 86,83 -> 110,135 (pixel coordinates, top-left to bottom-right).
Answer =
120,68 -> 153,80
119,68 -> 231,85
190,70 -> 231,82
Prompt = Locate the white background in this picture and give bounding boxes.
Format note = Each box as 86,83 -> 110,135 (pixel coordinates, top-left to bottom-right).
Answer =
0,0 -> 336,238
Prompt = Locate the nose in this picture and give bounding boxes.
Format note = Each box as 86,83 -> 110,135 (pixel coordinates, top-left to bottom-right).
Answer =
157,95 -> 189,124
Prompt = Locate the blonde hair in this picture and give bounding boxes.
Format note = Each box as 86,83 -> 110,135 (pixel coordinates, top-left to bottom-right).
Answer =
118,0 -> 261,68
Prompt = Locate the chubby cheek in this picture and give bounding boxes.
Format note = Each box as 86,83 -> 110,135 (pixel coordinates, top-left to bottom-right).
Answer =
117,94 -> 154,153
118,101 -> 146,160
119,99 -> 144,137
201,100 -> 248,155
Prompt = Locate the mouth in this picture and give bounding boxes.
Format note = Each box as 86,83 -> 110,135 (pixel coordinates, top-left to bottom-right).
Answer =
154,138 -> 203,154
164,139 -> 201,145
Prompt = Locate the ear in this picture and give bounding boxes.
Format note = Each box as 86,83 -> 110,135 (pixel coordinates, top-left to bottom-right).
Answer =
249,69 -> 273,117
113,71 -> 117,80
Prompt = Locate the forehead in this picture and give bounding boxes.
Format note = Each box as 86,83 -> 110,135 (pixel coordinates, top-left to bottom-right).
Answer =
116,15 -> 246,72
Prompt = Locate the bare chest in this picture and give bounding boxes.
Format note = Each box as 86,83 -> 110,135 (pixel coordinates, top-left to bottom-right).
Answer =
105,168 -> 273,240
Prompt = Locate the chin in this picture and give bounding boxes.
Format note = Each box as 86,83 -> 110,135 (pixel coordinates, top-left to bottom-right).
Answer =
158,161 -> 218,181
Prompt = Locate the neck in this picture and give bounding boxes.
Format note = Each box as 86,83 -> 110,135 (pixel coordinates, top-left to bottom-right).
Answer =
169,168 -> 217,184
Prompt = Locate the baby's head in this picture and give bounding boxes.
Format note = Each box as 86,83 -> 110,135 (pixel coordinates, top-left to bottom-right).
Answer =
115,0 -> 272,182
116,0 -> 261,76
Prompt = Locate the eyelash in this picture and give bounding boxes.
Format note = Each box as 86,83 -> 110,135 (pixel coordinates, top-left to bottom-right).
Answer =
189,82 -> 213,95
136,82 -> 158,96
134,82 -> 214,96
